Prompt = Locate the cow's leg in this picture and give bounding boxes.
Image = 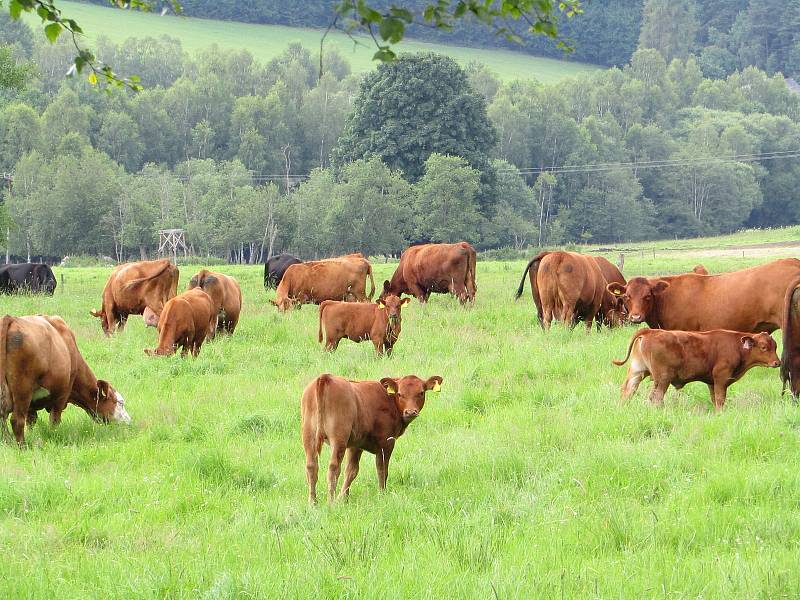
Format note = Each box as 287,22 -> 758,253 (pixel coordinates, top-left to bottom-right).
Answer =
647,380 -> 669,407
302,431 -> 321,505
338,448 -> 363,499
375,443 -> 394,491
584,314 -> 594,334
408,283 -> 427,303
117,313 -> 128,333
621,369 -> 646,401
562,306 -> 576,329
327,442 -> 346,504
48,388 -> 70,426
10,390 -> 32,446
711,382 -> 729,412
372,336 -> 385,357
450,278 -> 468,304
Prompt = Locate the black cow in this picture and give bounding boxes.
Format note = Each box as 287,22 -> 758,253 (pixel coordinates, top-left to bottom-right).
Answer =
264,254 -> 302,289
0,263 -> 57,295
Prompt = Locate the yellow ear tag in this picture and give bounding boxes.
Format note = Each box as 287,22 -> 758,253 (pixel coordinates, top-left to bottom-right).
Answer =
431,381 -> 441,392
378,302 -> 386,309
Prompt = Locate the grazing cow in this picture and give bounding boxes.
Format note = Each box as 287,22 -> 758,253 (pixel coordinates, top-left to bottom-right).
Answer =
613,328 -> 780,410
606,258 -> 800,332
515,251 -> 608,332
382,242 -> 476,304
693,264 -> 709,275
188,269 -> 242,334
301,373 -> 443,503
271,259 -> 375,312
592,256 -> 627,328
91,259 -> 179,335
781,276 -> 800,397
318,295 -> 411,356
0,263 -> 57,295
144,288 -> 217,357
264,254 -> 303,289
0,314 -> 130,445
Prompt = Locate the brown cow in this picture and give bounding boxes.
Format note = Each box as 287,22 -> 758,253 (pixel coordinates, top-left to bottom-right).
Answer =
187,269 -> 242,334
593,256 -> 627,328
271,259 -> 374,312
613,328 -> 780,410
318,295 -> 411,356
515,251 -> 608,332
382,242 -> 476,304
606,258 -> 800,332
144,288 -> 217,357
781,276 -> 800,397
301,373 -> 443,503
693,264 -> 709,275
91,259 -> 179,335
0,315 -> 130,445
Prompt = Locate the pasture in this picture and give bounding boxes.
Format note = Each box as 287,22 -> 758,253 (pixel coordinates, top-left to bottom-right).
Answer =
1,253 -> 800,598
23,1 -> 598,82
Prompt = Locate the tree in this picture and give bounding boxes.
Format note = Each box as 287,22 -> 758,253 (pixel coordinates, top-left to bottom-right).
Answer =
638,0 -> 699,62
0,102 -> 41,170
0,44 -> 32,93
333,53 -> 497,208
413,154 -> 482,244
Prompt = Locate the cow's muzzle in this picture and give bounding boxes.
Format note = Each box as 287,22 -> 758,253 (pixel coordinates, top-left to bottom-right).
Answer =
628,313 -> 644,323
402,409 -> 419,422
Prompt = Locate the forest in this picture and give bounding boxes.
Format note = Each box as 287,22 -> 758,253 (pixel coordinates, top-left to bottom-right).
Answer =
76,0 -> 800,76
1,9 -> 800,262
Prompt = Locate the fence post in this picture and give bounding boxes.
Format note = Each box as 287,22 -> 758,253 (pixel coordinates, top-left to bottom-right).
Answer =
60,273 -> 64,294
617,253 -> 624,272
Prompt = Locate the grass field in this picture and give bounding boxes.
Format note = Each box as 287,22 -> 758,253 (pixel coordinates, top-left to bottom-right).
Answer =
1,250 -> 800,598
22,1 -> 598,82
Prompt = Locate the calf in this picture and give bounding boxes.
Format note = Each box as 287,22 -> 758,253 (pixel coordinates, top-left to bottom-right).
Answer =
301,373 -> 443,504
0,314 -> 130,445
613,328 -> 780,410
318,295 -> 410,356
144,288 -> 217,357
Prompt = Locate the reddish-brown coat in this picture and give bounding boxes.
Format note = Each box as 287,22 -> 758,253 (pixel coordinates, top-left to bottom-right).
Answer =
187,269 -> 243,334
91,259 -> 179,335
272,256 -> 375,312
614,328 -> 780,410
318,295 -> 410,356
144,288 -> 217,357
382,242 -> 476,304
0,315 -> 129,445
301,373 -> 442,503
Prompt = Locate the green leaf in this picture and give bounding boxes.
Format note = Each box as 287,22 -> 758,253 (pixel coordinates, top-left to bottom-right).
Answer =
9,0 -> 23,19
378,17 -> 404,44
44,22 -> 62,43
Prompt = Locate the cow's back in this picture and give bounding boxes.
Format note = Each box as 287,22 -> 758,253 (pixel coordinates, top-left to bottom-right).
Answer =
659,259 -> 800,331
402,243 -> 469,288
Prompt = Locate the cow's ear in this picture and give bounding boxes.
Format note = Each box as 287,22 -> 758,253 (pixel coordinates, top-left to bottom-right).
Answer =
607,283 -> 625,297
425,376 -> 443,393
741,336 -> 755,350
652,280 -> 670,294
97,380 -> 110,399
377,300 -> 386,309
380,378 -> 398,395
401,297 -> 411,306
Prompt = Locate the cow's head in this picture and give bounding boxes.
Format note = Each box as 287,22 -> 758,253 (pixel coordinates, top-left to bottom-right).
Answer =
607,277 -> 669,324
270,297 -> 300,312
601,292 -> 627,327
741,333 -> 781,369
380,375 -> 443,424
378,280 -> 394,301
90,309 -> 111,334
377,295 -> 410,327
90,380 -> 131,424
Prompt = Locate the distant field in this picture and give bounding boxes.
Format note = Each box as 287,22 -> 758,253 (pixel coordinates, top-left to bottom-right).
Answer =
2,249 -> 800,597
22,1 -> 599,82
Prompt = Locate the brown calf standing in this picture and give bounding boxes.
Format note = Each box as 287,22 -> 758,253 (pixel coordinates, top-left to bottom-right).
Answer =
613,328 -> 780,410
144,288 -> 217,357
318,295 -> 411,356
301,373 -> 443,504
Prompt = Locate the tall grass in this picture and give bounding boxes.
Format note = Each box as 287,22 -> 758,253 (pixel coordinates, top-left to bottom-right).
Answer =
0,256 -> 798,597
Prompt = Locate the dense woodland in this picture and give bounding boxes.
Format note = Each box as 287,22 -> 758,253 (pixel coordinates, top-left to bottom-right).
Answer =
1,10 -> 800,261
78,0 -> 800,76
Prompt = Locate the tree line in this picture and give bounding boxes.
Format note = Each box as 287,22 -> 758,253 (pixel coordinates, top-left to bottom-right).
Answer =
1,14 -> 800,261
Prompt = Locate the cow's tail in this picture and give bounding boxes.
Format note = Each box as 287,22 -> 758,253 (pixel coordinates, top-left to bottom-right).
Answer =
121,260 -> 172,290
0,315 -> 12,416
318,301 -> 332,344
465,244 -> 477,299
515,252 -> 549,327
781,276 -> 800,390
613,330 -> 646,366
316,374 -> 332,440
366,263 -> 375,300
264,261 -> 269,288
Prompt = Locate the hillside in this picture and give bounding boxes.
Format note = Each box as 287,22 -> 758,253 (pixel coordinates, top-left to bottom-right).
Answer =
26,1 -> 598,82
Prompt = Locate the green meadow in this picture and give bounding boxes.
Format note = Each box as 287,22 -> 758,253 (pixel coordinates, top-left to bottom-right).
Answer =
1,249 -> 800,598
23,1 -> 598,82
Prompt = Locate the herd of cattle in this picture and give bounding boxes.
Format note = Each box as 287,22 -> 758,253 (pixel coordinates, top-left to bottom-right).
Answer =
3,244 -> 800,503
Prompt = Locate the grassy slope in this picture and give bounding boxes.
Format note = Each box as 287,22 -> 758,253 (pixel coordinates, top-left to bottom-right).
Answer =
1,252 -> 799,597
22,1 -> 598,82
